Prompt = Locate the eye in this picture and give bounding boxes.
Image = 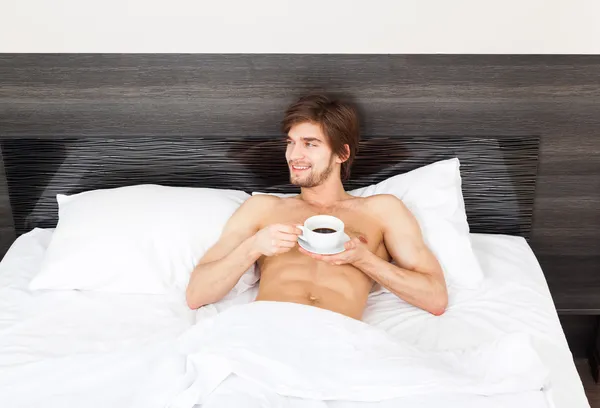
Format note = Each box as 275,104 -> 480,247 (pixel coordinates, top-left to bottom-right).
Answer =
286,139 -> 294,145
306,142 -> 315,147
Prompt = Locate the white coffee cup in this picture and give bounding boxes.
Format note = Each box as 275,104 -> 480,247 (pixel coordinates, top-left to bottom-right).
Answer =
297,215 -> 345,250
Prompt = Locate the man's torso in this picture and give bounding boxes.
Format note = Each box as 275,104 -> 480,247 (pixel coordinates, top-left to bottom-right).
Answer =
255,196 -> 391,320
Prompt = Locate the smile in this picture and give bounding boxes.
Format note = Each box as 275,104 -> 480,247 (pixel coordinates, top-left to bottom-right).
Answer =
291,165 -> 311,171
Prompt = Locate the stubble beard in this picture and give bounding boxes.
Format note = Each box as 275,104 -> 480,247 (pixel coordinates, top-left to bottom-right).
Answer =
290,159 -> 335,188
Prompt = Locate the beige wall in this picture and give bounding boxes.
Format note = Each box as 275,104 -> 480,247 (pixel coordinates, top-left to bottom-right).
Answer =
1,0 -> 599,53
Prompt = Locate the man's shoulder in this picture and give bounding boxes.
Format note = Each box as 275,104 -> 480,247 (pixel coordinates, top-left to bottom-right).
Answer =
362,193 -> 406,209
225,194 -> 284,232
360,194 -> 415,222
243,194 -> 283,211
365,194 -> 421,236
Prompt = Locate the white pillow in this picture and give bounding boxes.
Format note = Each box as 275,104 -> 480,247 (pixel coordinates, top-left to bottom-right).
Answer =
254,158 -> 484,289
30,184 -> 257,295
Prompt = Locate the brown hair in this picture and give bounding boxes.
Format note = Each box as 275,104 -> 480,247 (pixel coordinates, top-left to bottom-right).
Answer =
281,94 -> 360,181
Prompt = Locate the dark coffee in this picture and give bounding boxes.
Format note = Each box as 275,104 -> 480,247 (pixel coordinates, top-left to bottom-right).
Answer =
312,227 -> 337,234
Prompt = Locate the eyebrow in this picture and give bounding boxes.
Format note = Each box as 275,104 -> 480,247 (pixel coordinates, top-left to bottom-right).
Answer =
300,137 -> 322,143
286,136 -> 323,143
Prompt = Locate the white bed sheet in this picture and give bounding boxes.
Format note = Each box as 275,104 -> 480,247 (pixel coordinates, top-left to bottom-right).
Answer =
0,228 -> 589,408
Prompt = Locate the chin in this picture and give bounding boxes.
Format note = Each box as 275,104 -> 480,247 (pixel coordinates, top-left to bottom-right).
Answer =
290,179 -> 305,187
290,177 -> 310,188
291,180 -> 320,188
290,173 -> 306,185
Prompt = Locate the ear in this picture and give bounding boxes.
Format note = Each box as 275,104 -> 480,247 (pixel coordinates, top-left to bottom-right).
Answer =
336,144 -> 351,164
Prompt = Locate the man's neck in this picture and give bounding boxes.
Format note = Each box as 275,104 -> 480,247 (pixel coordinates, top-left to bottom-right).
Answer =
299,178 -> 352,208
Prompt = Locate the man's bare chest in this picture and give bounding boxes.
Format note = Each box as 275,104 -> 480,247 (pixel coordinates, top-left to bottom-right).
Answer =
260,203 -> 384,253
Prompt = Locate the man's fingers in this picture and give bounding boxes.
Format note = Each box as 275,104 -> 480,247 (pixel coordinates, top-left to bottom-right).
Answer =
275,231 -> 300,242
277,240 -> 296,248
277,224 -> 303,235
346,237 -> 363,249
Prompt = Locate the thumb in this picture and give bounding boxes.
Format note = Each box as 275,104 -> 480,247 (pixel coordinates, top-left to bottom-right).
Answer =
345,239 -> 357,250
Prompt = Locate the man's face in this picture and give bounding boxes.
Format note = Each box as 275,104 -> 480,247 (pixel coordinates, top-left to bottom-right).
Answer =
286,122 -> 336,188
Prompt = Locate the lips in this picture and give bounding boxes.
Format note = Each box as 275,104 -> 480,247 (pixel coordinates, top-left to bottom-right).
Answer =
291,164 -> 311,171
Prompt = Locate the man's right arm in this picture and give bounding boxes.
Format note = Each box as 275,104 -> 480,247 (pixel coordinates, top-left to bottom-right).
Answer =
185,196 -> 301,309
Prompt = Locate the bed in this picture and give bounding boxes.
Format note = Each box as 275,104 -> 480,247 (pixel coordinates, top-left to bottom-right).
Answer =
0,135 -> 590,407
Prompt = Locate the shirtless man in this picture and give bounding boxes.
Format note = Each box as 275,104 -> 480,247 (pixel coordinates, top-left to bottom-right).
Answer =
186,94 -> 448,319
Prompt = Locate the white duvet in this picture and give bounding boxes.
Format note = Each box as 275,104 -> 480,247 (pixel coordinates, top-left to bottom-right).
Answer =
154,301 -> 546,407
0,229 -> 590,408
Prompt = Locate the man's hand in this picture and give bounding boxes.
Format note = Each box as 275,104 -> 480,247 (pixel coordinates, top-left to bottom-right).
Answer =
298,236 -> 370,265
253,223 -> 303,257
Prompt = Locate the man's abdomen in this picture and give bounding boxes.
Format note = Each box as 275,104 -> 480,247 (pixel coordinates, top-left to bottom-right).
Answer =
256,253 -> 372,320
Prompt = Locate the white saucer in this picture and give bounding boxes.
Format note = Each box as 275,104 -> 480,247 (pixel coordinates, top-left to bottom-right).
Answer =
298,233 -> 351,255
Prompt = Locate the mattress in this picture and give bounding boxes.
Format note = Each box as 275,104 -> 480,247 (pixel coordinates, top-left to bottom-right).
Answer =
0,228 -> 589,408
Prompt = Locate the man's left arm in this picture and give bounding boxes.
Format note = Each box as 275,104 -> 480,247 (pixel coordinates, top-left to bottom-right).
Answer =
359,195 -> 447,315
299,195 -> 448,315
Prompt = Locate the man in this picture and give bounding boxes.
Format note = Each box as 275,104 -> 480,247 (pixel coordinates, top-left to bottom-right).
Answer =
186,94 -> 448,319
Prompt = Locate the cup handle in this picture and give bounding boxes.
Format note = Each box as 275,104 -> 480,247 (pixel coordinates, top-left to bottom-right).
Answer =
296,225 -> 308,242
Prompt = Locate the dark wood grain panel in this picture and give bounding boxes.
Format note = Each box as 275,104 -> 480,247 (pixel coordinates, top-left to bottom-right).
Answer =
544,256 -> 600,313
532,233 -> 600,258
531,175 -> 600,256
540,156 -> 600,176
2,96 -> 598,138
1,54 -> 599,138
0,227 -> 15,260
575,359 -> 597,406
541,134 -> 600,158
0,144 -> 15,260
540,135 -> 600,176
0,136 -> 539,238
2,54 -> 599,91
559,315 -> 598,357
534,203 -> 599,231
530,173 -> 600,258
535,175 -> 600,197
